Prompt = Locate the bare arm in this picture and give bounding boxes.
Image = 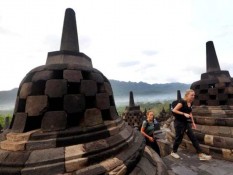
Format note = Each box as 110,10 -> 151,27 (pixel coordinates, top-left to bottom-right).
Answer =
190,113 -> 197,129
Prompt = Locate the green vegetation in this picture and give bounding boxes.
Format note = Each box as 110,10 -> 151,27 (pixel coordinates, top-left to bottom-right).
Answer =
0,114 -> 12,129
117,100 -> 172,117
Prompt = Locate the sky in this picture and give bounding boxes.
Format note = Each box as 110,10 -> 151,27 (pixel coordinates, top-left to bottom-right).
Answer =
1,0 -> 233,91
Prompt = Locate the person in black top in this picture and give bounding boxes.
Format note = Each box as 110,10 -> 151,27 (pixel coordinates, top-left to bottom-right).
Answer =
170,89 -> 212,161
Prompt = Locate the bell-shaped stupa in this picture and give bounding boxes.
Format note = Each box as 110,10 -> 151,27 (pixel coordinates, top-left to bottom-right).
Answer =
122,91 -> 143,129
0,8 -> 167,174
188,41 -> 233,161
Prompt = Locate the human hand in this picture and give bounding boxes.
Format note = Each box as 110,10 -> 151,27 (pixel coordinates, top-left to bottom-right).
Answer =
192,123 -> 197,129
149,136 -> 154,142
184,113 -> 190,118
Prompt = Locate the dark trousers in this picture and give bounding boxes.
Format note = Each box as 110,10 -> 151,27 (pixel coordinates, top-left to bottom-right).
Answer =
173,120 -> 201,153
145,137 -> 161,156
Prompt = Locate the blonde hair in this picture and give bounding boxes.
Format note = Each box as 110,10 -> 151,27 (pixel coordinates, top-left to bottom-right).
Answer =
184,89 -> 195,100
146,110 -> 153,117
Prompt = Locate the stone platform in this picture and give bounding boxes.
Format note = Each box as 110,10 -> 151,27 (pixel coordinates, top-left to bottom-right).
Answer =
163,150 -> 233,175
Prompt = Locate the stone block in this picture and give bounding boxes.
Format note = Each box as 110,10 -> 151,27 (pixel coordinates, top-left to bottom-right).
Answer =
104,82 -> 113,95
100,157 -> 123,172
65,158 -> 88,172
218,94 -> 228,101
96,93 -> 110,110
45,79 -> 67,97
65,144 -> 85,161
225,87 -> 233,94
4,151 -> 30,167
64,94 -> 85,113
75,164 -> 106,175
41,111 -> 67,131
0,140 -> 26,151
84,139 -> 109,152
23,147 -> 65,175
199,94 -> 209,101
207,100 -> 219,106
63,70 -> 82,82
25,147 -> 64,166
89,72 -> 104,83
11,113 -> 27,133
20,82 -> 33,99
84,108 -> 103,127
25,96 -> 48,116
218,126 -> 231,136
222,149 -> 233,161
26,139 -> 56,150
215,83 -> 226,88
213,136 -> 226,148
109,106 -> 118,120
0,150 -> 9,162
208,88 -> 218,95
215,118 -> 226,126
204,135 -> 213,145
80,80 -> 97,96
32,70 -> 54,82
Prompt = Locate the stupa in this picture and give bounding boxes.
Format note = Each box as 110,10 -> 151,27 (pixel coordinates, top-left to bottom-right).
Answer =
186,41 -> 233,161
122,91 -> 143,129
0,8 -> 167,174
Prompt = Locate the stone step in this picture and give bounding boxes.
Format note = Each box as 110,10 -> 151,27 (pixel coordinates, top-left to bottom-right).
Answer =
194,116 -> 233,127
195,124 -> 233,138
0,140 -> 26,151
188,131 -> 233,149
183,139 -> 233,161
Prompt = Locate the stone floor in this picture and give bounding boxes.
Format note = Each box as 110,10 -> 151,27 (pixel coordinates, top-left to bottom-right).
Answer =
162,150 -> 233,175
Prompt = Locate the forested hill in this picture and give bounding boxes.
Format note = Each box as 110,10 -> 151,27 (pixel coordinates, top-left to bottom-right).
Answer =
110,80 -> 190,97
0,80 -> 190,109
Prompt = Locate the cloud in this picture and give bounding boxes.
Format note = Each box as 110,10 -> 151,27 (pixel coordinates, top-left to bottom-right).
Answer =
0,26 -> 19,36
142,50 -> 159,56
117,61 -> 140,67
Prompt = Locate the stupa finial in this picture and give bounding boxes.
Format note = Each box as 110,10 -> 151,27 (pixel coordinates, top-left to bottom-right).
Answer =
60,8 -> 79,52
206,41 -> 221,72
177,90 -> 181,100
129,91 -> 135,107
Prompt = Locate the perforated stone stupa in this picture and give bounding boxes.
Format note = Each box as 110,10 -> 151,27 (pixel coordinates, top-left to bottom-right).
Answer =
188,41 -> 233,161
122,91 -> 143,129
0,8 -> 167,175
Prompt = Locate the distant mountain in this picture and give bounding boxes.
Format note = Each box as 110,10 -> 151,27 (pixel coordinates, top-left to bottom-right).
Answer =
0,80 -> 190,110
110,80 -> 190,97
0,88 -> 17,105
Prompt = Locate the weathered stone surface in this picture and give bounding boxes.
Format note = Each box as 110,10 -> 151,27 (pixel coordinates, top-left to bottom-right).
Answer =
32,70 -> 54,82
23,147 -> 65,175
80,80 -> 97,96
25,96 -> 48,116
0,140 -> 26,151
64,94 -> 85,113
20,83 -> 32,99
204,135 -> 214,145
63,70 -> 82,82
25,147 -> 64,166
11,113 -> 27,133
84,108 -> 103,127
96,93 -> 110,110
65,144 -> 85,161
84,139 -> 109,152
89,72 -> 104,83
3,151 -> 30,167
104,82 -> 113,95
109,106 -> 119,120
65,158 -> 88,172
41,111 -> 67,131
45,79 -> 67,97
